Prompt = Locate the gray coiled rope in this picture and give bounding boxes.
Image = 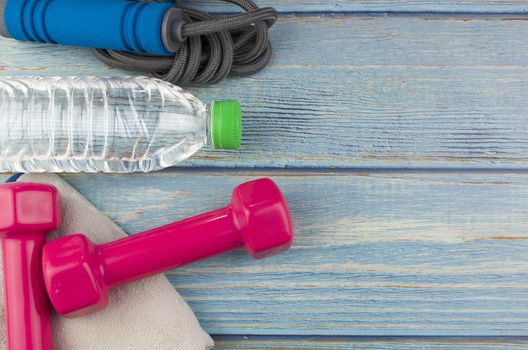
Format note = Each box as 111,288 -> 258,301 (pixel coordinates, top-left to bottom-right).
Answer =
92,0 -> 277,85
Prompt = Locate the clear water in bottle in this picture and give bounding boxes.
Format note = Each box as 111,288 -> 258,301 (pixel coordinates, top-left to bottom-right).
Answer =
0,76 -> 241,173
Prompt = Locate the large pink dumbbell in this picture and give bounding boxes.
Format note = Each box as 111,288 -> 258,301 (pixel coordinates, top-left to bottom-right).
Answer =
0,183 -> 61,350
43,178 -> 293,317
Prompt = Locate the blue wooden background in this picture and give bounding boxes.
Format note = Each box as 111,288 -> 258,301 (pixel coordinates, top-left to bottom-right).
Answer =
2,0 -> 528,348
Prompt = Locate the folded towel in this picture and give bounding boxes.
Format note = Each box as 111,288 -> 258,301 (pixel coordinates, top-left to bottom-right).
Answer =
0,173 -> 214,350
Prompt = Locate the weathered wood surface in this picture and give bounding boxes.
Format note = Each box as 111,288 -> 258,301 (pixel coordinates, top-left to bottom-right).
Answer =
2,16 -> 528,169
175,0 -> 528,13
16,170 -> 520,336
214,336 -> 528,349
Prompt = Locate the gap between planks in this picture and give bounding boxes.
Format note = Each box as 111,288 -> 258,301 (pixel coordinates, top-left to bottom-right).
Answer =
213,335 -> 528,349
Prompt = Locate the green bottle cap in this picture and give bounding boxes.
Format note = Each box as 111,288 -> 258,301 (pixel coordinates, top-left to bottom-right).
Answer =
211,100 -> 242,150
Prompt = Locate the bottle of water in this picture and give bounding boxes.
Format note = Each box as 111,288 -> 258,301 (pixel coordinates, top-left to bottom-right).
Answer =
0,76 -> 242,173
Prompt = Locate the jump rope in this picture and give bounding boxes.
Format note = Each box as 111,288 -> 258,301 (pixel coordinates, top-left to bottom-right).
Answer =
94,0 -> 277,84
0,0 -> 278,85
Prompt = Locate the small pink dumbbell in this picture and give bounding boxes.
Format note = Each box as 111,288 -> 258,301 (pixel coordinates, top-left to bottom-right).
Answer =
42,178 -> 293,317
0,183 -> 61,350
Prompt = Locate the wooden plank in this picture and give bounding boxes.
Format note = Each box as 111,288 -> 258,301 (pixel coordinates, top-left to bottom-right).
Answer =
2,16 -> 528,169
22,170 -> 524,336
175,0 -> 528,14
214,336 -> 528,349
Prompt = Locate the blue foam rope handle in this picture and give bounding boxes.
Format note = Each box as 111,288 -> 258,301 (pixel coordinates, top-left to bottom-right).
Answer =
4,0 -> 172,55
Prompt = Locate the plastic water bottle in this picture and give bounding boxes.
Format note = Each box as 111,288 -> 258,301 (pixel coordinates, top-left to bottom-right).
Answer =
0,76 -> 241,172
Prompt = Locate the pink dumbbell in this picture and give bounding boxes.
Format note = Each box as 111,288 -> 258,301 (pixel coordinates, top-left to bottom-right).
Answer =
0,183 -> 61,350
42,178 -> 293,317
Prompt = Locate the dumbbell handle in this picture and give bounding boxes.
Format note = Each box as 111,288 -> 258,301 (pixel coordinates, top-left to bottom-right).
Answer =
101,206 -> 240,287
2,233 -> 52,350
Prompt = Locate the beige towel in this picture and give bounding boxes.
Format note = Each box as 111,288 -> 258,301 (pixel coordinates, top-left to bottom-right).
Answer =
0,173 -> 214,350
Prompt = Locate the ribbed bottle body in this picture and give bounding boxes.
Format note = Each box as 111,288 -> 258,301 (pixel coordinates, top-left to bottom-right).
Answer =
0,76 -> 208,172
